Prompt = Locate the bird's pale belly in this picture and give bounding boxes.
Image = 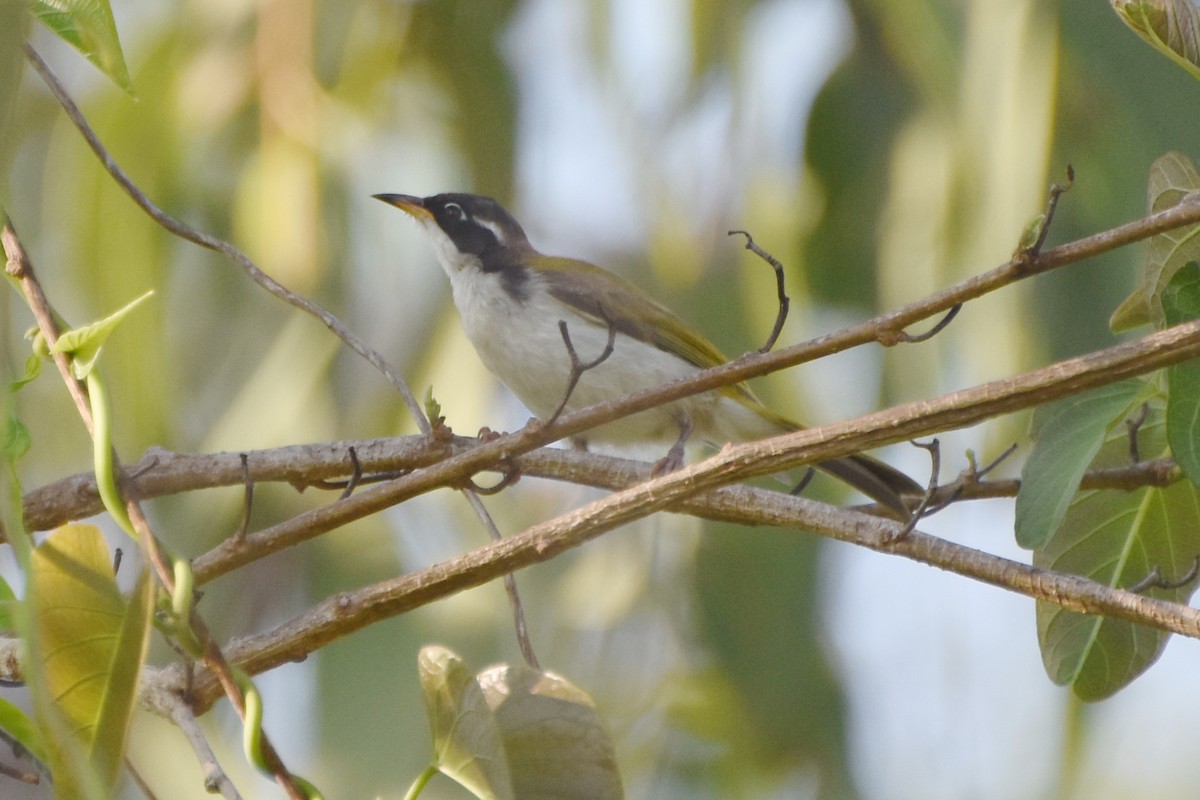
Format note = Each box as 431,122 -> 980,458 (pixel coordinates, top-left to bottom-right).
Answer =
459,291 -> 782,448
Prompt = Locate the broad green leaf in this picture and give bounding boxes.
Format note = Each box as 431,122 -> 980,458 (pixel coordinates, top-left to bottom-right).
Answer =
1108,0 -> 1200,82
30,524 -> 154,794
477,663 -> 623,800
50,289 -> 153,380
1112,1 -> 1200,82
1111,152 -> 1200,331
1164,262 -> 1200,484
418,645 -> 514,800
1035,407 -> 1200,700
1015,380 -> 1148,548
416,646 -> 623,800
26,0 -> 133,93
0,697 -> 47,766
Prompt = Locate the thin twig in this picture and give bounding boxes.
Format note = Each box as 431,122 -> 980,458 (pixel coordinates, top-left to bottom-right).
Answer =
922,443 -> 1019,516
1126,556 -> 1200,594
339,447 -> 363,500
0,760 -> 39,785
461,491 -> 540,669
548,313 -> 619,424
1126,402 -> 1149,463
892,439 -> 941,539
234,454 -> 253,541
728,230 -> 790,353
788,467 -> 816,496
162,690 -> 244,800
1018,164 -> 1076,262
463,464 -> 520,496
124,759 -> 159,800
23,44 -> 428,436
892,304 -> 961,344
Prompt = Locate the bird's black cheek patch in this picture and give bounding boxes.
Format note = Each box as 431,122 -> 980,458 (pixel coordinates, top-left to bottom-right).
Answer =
447,222 -> 497,256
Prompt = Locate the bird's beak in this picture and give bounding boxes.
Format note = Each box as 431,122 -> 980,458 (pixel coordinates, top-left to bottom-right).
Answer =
372,193 -> 433,221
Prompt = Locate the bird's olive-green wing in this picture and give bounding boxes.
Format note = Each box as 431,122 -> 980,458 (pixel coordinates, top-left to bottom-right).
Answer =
532,254 -> 786,417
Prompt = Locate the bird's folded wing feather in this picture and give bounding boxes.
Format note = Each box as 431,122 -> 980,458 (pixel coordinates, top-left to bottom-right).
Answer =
533,255 -> 777,413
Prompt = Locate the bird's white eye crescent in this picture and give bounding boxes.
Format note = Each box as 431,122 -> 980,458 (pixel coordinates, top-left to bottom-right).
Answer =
444,202 -> 464,220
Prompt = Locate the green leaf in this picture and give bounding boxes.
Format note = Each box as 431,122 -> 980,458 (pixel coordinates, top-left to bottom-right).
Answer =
1015,380 -> 1148,548
1035,406 -> 1200,700
416,646 -> 623,800
50,289 -> 153,380
418,645 -> 514,800
26,0 -> 133,93
477,662 -> 623,800
0,697 -> 47,767
4,414 -> 29,464
30,523 -> 154,794
1112,0 -> 1200,82
1164,262 -> 1200,484
10,352 -> 42,391
0,572 -> 16,631
1111,152 -> 1200,331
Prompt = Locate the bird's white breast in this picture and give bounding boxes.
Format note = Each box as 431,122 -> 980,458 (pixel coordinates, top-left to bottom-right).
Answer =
445,265 -> 779,449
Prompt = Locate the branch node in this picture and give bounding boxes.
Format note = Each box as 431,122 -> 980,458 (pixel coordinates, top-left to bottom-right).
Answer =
1126,402 -> 1149,463
883,303 -> 962,346
1013,164 -> 1075,268
889,439 -> 942,540
462,461 -> 521,495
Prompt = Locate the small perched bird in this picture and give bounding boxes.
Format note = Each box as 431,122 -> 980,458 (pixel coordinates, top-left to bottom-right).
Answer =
375,192 -> 920,516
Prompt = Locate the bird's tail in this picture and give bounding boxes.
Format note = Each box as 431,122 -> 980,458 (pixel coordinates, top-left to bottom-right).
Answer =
817,454 -> 923,520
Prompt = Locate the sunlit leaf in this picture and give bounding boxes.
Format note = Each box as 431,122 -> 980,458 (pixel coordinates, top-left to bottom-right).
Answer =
11,352 -> 42,391
418,645 -> 514,800
416,646 -> 623,800
1111,151 -> 1200,331
1112,0 -> 1200,82
1035,406 -> 1200,700
1015,380 -> 1148,548
1163,262 -> 1200,484
26,0 -> 133,92
30,524 -> 154,793
50,289 -> 154,380
477,663 -> 623,800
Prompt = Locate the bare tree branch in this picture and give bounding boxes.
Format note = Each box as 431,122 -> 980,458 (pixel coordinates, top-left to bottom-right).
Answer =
22,44 -> 429,435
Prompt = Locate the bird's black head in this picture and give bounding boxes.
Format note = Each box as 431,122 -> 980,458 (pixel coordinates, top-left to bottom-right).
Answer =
422,193 -> 532,259
374,192 -> 535,299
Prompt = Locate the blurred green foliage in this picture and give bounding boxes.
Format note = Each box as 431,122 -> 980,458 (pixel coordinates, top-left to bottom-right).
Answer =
5,0 -> 1200,797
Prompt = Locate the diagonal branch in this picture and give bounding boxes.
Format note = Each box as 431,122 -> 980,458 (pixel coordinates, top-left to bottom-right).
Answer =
129,317 -> 1200,708
23,44 -> 428,436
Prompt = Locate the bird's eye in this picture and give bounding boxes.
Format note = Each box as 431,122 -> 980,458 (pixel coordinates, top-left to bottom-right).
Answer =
444,202 -> 465,221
